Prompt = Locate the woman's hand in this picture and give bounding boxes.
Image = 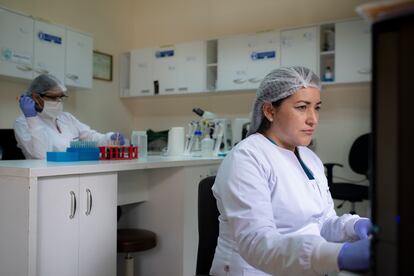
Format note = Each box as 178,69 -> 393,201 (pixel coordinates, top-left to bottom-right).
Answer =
19,95 -> 37,117
354,218 -> 372,239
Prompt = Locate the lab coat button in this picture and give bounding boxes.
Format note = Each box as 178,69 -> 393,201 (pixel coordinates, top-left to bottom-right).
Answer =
224,265 -> 230,272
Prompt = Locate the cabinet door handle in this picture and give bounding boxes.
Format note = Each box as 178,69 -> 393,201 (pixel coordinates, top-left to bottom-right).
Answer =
248,78 -> 262,83
16,65 -> 32,72
233,79 -> 246,84
178,87 -> 188,91
85,188 -> 93,216
140,89 -> 150,93
165,88 -> 175,92
66,74 -> 79,81
34,68 -> 49,74
69,191 -> 77,219
357,68 -> 371,74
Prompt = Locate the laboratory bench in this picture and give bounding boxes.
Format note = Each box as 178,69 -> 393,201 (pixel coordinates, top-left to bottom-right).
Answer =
0,155 -> 222,276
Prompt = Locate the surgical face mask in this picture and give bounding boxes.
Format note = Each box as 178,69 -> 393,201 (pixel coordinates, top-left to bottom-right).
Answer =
40,101 -> 63,120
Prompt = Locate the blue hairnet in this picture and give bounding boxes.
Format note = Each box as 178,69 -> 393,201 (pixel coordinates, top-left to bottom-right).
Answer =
248,66 -> 321,135
25,74 -> 67,96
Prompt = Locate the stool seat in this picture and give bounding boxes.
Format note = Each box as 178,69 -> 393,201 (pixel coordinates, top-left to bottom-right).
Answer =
117,229 -> 156,253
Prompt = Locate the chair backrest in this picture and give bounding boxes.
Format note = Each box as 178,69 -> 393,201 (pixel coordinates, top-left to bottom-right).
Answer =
0,129 -> 25,160
196,176 -> 218,276
348,133 -> 371,176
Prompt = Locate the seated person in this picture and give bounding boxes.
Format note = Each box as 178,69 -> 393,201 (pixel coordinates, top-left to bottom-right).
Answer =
14,74 -> 124,159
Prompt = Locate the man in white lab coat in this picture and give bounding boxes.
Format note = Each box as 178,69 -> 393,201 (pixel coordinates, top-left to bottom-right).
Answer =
14,74 -> 125,159
210,66 -> 371,276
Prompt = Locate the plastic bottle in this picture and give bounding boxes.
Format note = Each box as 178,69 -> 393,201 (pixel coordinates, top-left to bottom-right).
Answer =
131,130 -> 147,158
324,66 -> 334,82
192,130 -> 203,157
201,134 -> 214,157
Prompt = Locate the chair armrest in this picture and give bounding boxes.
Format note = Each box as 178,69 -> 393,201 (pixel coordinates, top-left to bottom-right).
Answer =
323,163 -> 343,187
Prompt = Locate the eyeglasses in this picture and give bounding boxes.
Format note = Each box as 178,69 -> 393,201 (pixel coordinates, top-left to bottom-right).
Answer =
40,94 -> 68,102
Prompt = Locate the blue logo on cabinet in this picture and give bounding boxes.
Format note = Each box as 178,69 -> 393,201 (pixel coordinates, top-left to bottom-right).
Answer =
38,32 -> 62,45
155,50 -> 175,58
251,51 -> 276,60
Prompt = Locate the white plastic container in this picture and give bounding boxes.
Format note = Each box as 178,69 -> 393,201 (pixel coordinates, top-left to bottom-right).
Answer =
201,136 -> 214,157
131,131 -> 147,158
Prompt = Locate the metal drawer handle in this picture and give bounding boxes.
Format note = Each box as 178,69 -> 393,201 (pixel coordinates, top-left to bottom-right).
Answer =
69,191 -> 77,219
233,79 -> 246,84
141,89 -> 150,93
16,65 -> 32,72
85,188 -> 93,216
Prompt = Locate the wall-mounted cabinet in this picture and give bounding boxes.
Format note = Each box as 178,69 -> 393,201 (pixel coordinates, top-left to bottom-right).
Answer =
64,29 -> 93,88
120,18 -> 371,98
0,7 -> 93,89
0,8 -> 35,80
217,30 -> 280,91
120,41 -> 207,97
319,19 -> 371,84
280,26 -> 319,74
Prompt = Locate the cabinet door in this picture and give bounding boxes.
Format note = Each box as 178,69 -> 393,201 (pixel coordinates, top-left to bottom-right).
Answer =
217,34 -> 250,90
335,20 -> 371,83
176,41 -> 207,93
65,29 -> 93,88
129,48 -> 154,96
34,20 -> 65,82
37,176 -> 80,276
246,31 -> 281,89
79,173 -> 117,276
153,46 -> 178,94
0,8 -> 34,79
281,26 -> 318,74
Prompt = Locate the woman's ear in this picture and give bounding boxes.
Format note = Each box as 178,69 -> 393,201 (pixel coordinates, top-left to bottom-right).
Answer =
262,102 -> 274,122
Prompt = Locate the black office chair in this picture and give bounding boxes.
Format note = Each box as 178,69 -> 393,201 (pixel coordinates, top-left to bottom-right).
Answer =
324,133 -> 370,214
196,176 -> 219,276
0,129 -> 25,160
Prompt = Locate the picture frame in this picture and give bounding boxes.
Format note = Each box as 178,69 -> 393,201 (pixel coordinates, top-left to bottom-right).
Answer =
93,51 -> 113,81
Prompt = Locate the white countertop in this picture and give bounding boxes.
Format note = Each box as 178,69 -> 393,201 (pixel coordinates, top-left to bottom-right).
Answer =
0,155 -> 223,177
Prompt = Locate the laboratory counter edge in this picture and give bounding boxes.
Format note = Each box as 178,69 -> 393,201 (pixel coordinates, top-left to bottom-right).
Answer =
0,155 -> 223,177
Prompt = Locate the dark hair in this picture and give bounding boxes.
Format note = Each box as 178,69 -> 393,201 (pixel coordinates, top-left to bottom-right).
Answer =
257,96 -> 288,134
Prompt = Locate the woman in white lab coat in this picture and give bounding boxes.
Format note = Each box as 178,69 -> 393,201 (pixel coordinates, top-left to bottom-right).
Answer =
14,74 -> 125,159
210,66 -> 371,276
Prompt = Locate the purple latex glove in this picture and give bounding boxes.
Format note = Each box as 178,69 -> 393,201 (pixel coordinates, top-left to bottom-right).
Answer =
338,239 -> 371,272
354,218 -> 372,239
19,95 -> 37,117
110,132 -> 125,145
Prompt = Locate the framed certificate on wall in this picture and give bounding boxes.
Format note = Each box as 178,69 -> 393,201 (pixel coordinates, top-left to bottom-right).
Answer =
93,51 -> 113,81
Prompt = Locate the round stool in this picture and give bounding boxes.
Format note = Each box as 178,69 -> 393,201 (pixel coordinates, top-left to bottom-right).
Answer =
118,228 -> 157,276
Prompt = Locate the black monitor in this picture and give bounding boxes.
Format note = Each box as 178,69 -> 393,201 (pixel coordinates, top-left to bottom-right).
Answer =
371,11 -> 414,275
0,129 -> 25,160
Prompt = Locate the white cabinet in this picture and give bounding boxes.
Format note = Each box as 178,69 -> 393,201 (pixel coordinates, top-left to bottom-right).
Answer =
0,7 -> 92,88
176,41 -> 207,94
335,19 -> 371,83
33,20 -> 66,82
129,48 -> 155,96
281,26 -> 319,74
65,29 -> 93,89
154,41 -> 207,95
37,173 -> 117,276
0,8 -> 34,80
217,31 -> 280,91
121,41 -> 207,97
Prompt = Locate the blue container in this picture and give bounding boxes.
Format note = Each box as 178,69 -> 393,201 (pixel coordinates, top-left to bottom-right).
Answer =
47,152 -> 79,162
66,147 -> 100,161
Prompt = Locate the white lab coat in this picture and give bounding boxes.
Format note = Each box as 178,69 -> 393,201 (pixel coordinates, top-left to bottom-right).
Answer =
14,112 -> 113,159
210,133 -> 361,276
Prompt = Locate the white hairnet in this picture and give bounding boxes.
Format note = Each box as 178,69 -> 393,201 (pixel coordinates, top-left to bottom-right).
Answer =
25,74 -> 67,96
248,66 -> 321,135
